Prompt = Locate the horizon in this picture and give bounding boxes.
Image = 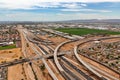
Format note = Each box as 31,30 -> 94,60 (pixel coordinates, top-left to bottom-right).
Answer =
0,0 -> 120,21
0,19 -> 120,22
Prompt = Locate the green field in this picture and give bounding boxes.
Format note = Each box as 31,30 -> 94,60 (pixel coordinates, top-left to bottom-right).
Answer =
0,45 -> 16,50
55,28 -> 120,36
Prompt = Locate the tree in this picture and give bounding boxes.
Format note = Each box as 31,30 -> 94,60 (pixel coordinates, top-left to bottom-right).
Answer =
40,64 -> 45,71
19,56 -> 23,59
9,51 -> 12,53
26,43 -> 29,47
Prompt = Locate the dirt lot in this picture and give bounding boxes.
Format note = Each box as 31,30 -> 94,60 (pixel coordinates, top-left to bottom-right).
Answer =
0,48 -> 26,80
8,64 -> 26,80
0,48 -> 23,63
37,34 -> 68,47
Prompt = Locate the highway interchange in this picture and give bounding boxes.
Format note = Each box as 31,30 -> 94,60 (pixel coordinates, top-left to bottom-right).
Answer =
0,25 -> 120,80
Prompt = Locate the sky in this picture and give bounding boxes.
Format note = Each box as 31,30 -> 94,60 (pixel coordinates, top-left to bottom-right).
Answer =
0,0 -> 120,21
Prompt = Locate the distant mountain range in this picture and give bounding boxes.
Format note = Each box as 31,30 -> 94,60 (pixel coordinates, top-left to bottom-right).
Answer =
59,19 -> 120,23
0,19 -> 120,24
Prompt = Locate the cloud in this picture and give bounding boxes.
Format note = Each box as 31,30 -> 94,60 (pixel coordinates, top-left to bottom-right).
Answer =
34,2 -> 61,8
0,1 -> 85,9
36,2 -> 85,9
0,0 -> 119,9
0,0 -> 118,21
62,3 -> 86,9
80,4 -> 87,7
0,0 -> 37,9
1,0 -> 120,3
61,9 -> 112,12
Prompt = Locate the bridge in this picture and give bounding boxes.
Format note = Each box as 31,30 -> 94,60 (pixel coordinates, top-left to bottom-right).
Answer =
0,52 -> 65,67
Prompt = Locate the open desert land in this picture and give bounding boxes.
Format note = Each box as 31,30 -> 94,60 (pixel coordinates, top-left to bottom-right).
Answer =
0,48 -> 23,63
0,48 -> 26,80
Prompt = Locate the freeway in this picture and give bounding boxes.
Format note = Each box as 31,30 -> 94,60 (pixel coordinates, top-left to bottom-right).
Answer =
31,44 -> 58,80
0,52 -> 65,67
74,36 -> 120,80
53,36 -> 120,80
37,41 -> 81,80
21,27 -> 80,80
17,26 -> 120,80
74,46 -> 103,79
18,29 -> 40,80
54,40 -> 75,80
38,39 -> 84,80
32,35 -> 77,80
36,44 -> 65,80
22,28 -> 59,80
41,29 -> 77,40
61,57 -> 93,80
53,39 -> 97,80
59,62 -> 81,80
19,27 -> 62,80
18,27 -> 38,80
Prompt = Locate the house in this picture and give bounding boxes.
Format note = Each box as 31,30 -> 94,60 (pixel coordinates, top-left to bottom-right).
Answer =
0,41 -> 14,46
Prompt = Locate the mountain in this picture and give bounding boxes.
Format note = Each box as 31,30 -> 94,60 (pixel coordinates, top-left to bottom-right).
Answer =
0,19 -> 120,24
59,19 -> 120,23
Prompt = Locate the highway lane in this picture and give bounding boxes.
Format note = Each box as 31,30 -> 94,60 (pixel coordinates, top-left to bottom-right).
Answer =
60,58 -> 85,80
39,42 -> 84,80
53,40 -> 76,80
74,46 -> 103,79
38,37 -> 93,80
27,30 -> 73,80
17,27 -> 37,80
0,53 -> 66,68
74,36 -> 120,80
53,37 -> 116,80
41,29 -> 84,40
21,28 -> 59,80
18,27 -> 57,80
31,36 -> 75,80
53,39 -> 96,80
61,57 -> 93,80
89,63 -> 119,80
31,44 -> 58,80
37,44 -> 65,80
59,62 -> 81,80
18,26 -> 87,80
18,27 -> 120,80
